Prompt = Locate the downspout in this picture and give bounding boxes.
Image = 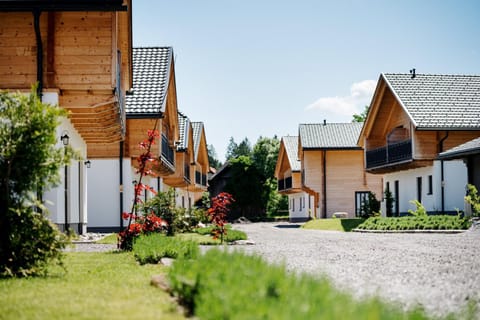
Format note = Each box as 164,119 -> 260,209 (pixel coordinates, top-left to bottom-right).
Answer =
119,141 -> 124,230
439,131 -> 449,213
33,10 -> 43,97
322,150 -> 327,218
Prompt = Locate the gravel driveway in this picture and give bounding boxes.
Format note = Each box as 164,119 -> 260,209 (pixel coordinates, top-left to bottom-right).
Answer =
230,222 -> 480,318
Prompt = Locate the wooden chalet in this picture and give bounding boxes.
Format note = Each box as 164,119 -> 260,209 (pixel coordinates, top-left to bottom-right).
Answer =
125,47 -> 179,176
275,136 -> 312,222
163,112 -> 194,188
0,0 -> 132,233
190,121 -> 210,198
275,136 -> 302,194
359,73 -> 480,214
299,122 -> 382,219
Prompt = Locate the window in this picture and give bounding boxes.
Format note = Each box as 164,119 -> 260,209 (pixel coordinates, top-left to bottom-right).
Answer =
182,196 -> 185,208
292,199 -> 295,212
417,177 -> 422,203
299,197 -> 302,210
394,180 -> 399,216
427,175 -> 433,195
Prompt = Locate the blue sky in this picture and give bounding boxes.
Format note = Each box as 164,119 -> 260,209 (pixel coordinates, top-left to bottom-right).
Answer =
132,0 -> 480,162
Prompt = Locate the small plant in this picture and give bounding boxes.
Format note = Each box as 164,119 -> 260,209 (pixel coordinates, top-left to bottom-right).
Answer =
359,192 -> 381,218
118,213 -> 167,251
465,184 -> 480,217
207,192 -> 234,244
384,189 -> 395,217
133,233 -> 199,264
408,200 -> 427,217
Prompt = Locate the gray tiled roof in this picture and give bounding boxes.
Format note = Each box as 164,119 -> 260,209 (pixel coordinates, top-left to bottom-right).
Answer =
281,136 -> 301,171
126,47 -> 173,115
177,111 -> 189,151
383,73 -> 480,129
299,122 -> 363,149
438,136 -> 480,159
191,122 -> 204,161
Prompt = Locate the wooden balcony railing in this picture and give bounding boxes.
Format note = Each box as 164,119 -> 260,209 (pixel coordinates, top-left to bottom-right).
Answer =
161,134 -> 175,168
366,139 -> 412,169
277,176 -> 292,191
195,170 -> 207,187
184,163 -> 190,182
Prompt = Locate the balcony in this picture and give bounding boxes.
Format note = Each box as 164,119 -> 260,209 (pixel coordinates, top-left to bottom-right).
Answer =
366,139 -> 412,169
184,163 -> 190,182
161,134 -> 175,170
195,171 -> 207,187
277,176 -> 292,191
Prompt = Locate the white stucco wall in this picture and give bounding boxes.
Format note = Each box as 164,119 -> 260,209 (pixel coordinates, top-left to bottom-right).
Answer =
87,158 -> 133,229
289,192 -> 314,221
42,91 -> 88,233
383,160 -> 467,214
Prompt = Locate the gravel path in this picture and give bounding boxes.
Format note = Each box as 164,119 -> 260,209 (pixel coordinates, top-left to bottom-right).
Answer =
229,222 -> 480,318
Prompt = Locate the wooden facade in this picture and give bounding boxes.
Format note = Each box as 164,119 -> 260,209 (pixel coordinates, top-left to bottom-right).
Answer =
163,120 -> 195,188
300,148 -> 383,218
0,1 -> 132,158
190,123 -> 210,195
275,138 -> 302,194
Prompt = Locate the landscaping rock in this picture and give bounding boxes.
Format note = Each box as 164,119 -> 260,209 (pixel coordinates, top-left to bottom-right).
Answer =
160,257 -> 175,267
151,274 -> 170,291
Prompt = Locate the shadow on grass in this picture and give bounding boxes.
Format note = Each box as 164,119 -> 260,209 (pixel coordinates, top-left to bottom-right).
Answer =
340,218 -> 366,231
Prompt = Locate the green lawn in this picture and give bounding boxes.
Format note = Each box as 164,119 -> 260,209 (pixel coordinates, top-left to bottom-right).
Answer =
0,252 -> 183,320
302,218 -> 365,232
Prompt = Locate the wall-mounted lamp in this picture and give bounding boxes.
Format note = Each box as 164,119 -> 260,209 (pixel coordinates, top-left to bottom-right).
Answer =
60,130 -> 70,146
84,160 -> 91,168
132,180 -> 138,185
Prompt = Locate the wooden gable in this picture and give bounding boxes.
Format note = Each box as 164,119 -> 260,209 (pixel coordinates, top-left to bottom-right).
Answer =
360,74 -> 480,173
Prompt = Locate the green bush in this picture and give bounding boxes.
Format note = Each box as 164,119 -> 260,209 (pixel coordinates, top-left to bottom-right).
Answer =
132,233 -> 199,264
357,215 -> 472,231
0,88 -> 72,277
168,249 -> 427,319
195,225 -> 247,242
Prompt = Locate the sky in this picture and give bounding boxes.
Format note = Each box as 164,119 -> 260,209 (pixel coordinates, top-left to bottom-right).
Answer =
132,0 -> 480,162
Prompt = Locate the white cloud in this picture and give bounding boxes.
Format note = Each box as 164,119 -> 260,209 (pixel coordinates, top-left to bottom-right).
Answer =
305,80 -> 376,122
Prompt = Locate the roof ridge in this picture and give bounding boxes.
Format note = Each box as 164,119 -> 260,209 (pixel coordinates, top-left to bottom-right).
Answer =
383,72 -> 480,77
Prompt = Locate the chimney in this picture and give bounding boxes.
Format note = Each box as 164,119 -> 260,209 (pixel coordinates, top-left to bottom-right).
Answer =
410,68 -> 416,78
323,119 -> 326,126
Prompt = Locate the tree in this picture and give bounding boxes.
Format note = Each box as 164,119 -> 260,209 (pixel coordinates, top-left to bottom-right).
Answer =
252,136 -> 285,216
0,88 -> 71,277
225,137 -> 252,160
352,105 -> 369,123
225,156 -> 266,219
207,144 -> 222,169
252,136 -> 280,179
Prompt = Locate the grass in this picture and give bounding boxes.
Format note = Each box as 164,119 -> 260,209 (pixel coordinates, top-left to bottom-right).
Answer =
95,233 -> 117,244
0,252 -> 183,320
133,233 -> 199,264
168,249 -> 429,320
302,218 -> 366,232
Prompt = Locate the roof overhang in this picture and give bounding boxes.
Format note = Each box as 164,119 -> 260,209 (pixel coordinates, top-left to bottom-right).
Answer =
0,0 -> 128,11
302,147 -> 363,151
126,113 -> 163,120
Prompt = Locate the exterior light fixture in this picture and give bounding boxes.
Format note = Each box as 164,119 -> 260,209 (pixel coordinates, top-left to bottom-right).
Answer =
132,180 -> 137,185
84,160 -> 91,168
60,130 -> 70,146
